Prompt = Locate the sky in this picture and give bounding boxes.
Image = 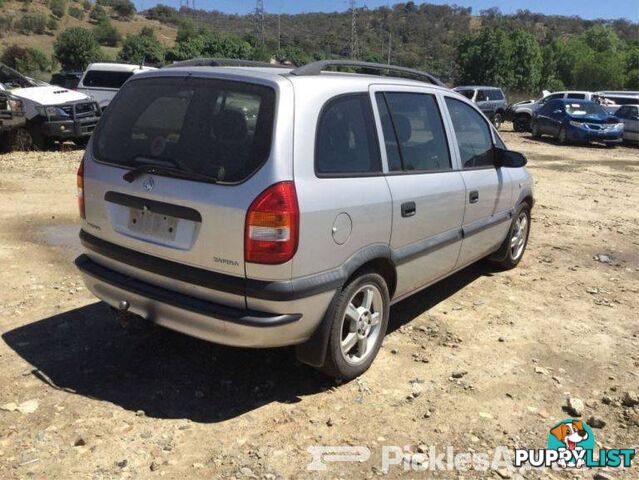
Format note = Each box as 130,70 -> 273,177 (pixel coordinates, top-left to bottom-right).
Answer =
134,0 -> 639,22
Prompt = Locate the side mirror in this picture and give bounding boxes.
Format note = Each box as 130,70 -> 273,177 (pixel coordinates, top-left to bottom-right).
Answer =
495,148 -> 527,168
553,109 -> 562,114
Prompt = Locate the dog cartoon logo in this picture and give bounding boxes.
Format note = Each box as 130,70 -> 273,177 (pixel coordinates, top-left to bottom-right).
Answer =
547,419 -> 595,467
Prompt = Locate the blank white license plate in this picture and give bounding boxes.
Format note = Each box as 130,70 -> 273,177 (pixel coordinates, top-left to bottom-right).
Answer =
127,208 -> 178,241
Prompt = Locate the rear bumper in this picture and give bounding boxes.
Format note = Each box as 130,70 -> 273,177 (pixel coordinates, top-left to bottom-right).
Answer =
75,254 -> 314,348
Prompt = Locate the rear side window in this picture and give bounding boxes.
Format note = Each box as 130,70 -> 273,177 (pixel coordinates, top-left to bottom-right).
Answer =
566,93 -> 586,99
490,90 -> 504,100
93,77 -> 276,183
82,70 -> 134,89
445,97 -> 494,169
376,92 -> 451,172
316,94 -> 381,175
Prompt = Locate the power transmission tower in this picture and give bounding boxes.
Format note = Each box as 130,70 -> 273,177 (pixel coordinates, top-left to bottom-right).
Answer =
349,0 -> 359,60
255,0 -> 266,45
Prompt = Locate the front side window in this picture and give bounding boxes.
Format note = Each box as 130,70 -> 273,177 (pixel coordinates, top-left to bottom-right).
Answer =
316,94 -> 381,175
491,90 -> 505,100
93,77 -> 276,183
566,93 -> 586,99
476,90 -> 487,102
445,97 -> 494,169
376,92 -> 451,172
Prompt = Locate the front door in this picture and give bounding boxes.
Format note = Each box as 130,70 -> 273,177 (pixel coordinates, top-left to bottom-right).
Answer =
442,96 -> 513,267
371,88 -> 466,299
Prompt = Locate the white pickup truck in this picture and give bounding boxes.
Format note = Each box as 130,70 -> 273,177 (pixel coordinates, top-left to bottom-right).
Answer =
0,63 -> 101,149
77,63 -> 156,111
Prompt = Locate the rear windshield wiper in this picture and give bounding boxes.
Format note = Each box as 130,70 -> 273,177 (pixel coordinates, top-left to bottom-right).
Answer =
123,164 -> 218,184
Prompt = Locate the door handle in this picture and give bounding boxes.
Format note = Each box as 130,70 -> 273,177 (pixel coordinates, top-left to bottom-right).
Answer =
469,190 -> 479,204
401,201 -> 416,218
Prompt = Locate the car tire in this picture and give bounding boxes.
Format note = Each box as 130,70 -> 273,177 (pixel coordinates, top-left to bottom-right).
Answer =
318,271 -> 390,380
514,115 -> 530,132
557,126 -> 568,145
493,112 -> 503,130
531,121 -> 541,139
488,202 -> 531,271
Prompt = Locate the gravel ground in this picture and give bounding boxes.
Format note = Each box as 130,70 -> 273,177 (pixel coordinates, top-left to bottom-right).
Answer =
0,126 -> 637,479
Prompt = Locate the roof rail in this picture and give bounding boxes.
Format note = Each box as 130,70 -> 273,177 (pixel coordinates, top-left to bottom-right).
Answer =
290,60 -> 446,87
164,58 -> 289,69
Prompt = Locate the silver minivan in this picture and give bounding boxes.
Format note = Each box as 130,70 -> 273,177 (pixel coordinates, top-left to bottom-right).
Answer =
76,60 -> 534,379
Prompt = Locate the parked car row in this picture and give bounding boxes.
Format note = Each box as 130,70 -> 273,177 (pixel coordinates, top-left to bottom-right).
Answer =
507,89 -> 639,145
453,86 -> 508,129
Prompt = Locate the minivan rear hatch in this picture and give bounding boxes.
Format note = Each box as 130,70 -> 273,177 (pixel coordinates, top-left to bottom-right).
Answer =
82,74 -> 278,305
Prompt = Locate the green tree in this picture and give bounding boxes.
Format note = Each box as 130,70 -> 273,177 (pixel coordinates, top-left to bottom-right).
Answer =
94,17 -> 121,46
166,29 -> 253,63
509,30 -> 542,92
456,27 -> 513,88
1,45 -> 51,76
117,28 -> 165,65
112,0 -> 135,20
54,27 -> 102,70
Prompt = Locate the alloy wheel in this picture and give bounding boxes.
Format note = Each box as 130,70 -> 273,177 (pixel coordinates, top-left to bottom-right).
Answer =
339,284 -> 384,365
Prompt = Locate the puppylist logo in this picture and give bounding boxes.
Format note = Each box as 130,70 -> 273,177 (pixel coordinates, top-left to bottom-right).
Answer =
514,419 -> 635,469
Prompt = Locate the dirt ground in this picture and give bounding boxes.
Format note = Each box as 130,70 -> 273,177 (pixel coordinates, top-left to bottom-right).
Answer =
0,125 -> 637,480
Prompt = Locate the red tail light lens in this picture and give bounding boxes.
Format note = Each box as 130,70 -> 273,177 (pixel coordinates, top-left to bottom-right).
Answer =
245,181 -> 299,264
77,158 -> 85,219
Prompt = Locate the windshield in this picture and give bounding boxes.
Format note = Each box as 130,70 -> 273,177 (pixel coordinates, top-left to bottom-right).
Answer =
93,76 -> 276,183
565,102 -> 606,116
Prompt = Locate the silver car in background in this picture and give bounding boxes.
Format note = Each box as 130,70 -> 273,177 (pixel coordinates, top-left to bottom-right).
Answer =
75,60 -> 534,379
615,104 -> 639,143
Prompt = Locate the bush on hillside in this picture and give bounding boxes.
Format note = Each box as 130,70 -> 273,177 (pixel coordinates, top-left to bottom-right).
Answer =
94,17 -> 121,46
54,27 -> 103,70
1,45 -> 51,75
49,0 -> 67,18
16,14 -> 48,34
89,4 -> 107,22
117,27 -> 165,65
69,6 -> 84,19
112,0 -> 135,20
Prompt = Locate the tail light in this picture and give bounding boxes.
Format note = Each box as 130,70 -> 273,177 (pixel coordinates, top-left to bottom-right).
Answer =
245,181 -> 299,264
77,158 -> 85,219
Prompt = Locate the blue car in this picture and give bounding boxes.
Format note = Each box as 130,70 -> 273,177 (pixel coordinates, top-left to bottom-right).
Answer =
531,98 -> 624,146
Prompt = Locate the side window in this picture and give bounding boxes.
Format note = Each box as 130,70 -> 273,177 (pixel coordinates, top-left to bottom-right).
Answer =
376,92 -> 451,173
615,106 -> 629,119
476,90 -> 487,102
445,97 -> 494,169
540,93 -> 562,105
566,93 -> 586,99
492,90 -> 504,100
316,94 -> 381,175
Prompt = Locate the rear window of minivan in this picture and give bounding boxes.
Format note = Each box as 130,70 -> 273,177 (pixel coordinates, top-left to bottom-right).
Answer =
82,70 -> 134,89
92,76 -> 276,183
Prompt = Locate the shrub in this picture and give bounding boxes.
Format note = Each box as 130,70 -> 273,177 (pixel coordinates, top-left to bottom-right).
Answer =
68,6 -> 84,19
49,0 -> 67,18
94,18 -> 121,47
112,0 -> 135,20
17,14 -> 48,34
1,45 -> 51,75
117,28 -> 165,65
82,0 -> 91,10
47,16 -> 59,31
89,4 -> 106,22
54,27 -> 102,70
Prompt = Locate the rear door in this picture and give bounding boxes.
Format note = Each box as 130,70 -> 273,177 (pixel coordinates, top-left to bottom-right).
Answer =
371,86 -> 466,298
83,75 -> 287,308
442,96 -> 513,267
